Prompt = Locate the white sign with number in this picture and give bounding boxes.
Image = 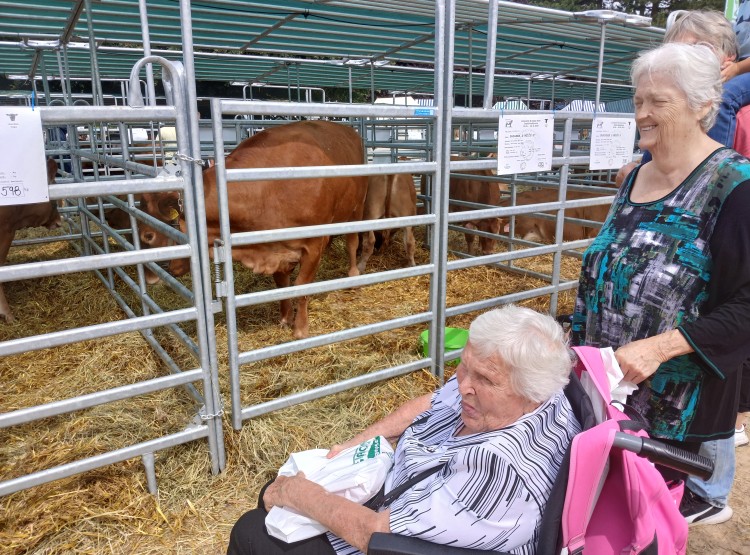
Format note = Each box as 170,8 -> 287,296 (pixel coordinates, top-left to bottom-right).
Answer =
589,117 -> 638,170
0,107 -> 50,205
496,114 -> 554,175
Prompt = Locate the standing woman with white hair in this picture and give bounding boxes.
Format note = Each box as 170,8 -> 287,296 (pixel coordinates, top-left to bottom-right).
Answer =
572,41 -> 750,522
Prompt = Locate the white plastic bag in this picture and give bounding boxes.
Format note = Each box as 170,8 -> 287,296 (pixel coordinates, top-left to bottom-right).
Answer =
265,435 -> 394,543
580,347 -> 639,424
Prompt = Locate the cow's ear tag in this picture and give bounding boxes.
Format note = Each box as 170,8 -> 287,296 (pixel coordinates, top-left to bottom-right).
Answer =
167,208 -> 180,221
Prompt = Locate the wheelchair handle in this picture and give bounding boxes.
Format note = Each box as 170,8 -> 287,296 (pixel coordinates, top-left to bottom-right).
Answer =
612,432 -> 714,481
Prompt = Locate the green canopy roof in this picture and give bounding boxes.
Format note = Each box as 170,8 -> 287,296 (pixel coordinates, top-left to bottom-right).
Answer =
0,0 -> 664,103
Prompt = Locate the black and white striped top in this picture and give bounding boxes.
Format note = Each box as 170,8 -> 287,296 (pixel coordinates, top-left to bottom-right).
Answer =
328,376 -> 580,555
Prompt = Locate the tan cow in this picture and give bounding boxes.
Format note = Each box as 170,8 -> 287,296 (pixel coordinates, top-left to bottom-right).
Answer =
0,159 -> 62,323
501,188 -> 612,243
357,173 -> 417,272
139,120 -> 368,339
448,158 -> 509,255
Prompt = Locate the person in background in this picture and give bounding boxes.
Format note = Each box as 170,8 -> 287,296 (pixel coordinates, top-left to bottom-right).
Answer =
573,42 -> 750,528
705,2 -> 750,146
228,305 -> 580,555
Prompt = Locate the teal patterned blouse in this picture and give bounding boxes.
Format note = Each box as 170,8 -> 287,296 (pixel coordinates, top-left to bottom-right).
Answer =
573,148 -> 750,441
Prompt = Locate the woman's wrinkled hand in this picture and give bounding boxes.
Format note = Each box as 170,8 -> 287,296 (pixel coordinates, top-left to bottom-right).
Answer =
614,336 -> 667,385
263,472 -> 307,511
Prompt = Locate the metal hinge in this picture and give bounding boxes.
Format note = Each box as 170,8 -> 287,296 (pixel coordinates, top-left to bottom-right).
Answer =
213,239 -> 228,298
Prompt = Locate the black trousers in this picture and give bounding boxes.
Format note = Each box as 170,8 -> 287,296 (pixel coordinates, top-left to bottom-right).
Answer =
739,361 -> 750,414
227,481 -> 336,555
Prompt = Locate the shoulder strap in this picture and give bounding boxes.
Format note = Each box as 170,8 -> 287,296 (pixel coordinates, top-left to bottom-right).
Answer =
561,419 -> 619,555
366,462 -> 447,511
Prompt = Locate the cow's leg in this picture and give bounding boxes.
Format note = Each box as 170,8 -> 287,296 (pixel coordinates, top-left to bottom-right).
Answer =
346,233 -> 360,277
480,218 -> 501,256
273,271 -> 294,328
378,229 -> 392,250
403,227 -> 416,267
0,233 -> 15,323
0,284 -> 11,324
357,231 -> 375,273
464,222 -> 477,255
292,242 -> 325,339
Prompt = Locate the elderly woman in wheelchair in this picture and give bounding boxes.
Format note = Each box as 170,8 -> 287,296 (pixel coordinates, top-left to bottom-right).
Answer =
227,304 -> 581,555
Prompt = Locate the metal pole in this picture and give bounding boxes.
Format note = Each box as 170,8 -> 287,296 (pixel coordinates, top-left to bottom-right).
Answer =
55,49 -> 69,105
138,0 -> 157,106
179,0 -> 226,473
296,63 -> 301,102
370,61 -> 375,103
527,80 -> 531,108
551,74 -> 556,109
550,117 -> 573,316
595,22 -> 606,110
40,55 -> 52,105
429,0 -> 456,383
468,27 -> 473,108
83,0 -> 103,106
482,0 -> 499,109
348,67 -> 353,103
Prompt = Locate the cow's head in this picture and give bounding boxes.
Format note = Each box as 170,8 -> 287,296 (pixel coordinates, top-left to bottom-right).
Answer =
138,191 -> 189,283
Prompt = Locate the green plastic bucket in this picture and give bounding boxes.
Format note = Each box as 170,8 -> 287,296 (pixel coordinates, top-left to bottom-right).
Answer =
419,327 -> 469,363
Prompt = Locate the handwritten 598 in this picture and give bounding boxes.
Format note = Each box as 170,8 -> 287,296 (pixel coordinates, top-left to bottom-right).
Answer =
1,185 -> 24,197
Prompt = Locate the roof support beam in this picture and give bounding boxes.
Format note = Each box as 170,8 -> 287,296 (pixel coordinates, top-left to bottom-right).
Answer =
251,63 -> 289,83
488,43 -> 557,66
29,49 -> 42,79
61,0 -> 87,44
556,50 -> 637,77
240,13 -> 300,51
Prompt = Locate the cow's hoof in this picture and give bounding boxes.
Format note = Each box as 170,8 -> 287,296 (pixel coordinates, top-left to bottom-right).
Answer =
0,313 -> 15,324
293,328 -> 309,340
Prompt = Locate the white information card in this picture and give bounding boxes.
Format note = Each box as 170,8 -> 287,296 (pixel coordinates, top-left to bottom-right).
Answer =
496,114 -> 554,175
0,107 -> 50,206
589,117 -> 638,170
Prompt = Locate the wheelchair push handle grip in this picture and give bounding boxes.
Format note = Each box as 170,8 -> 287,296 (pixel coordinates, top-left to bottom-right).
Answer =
612,432 -> 714,481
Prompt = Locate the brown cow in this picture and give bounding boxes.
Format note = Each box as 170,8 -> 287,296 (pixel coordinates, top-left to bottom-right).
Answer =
0,159 -> 62,323
501,188 -> 612,243
357,173 -> 417,272
448,158 -> 509,255
139,120 -> 368,339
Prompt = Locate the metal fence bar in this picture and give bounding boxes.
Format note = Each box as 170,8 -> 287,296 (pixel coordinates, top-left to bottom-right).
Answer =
0,426 -> 208,497
0,370 -> 203,428
239,359 -> 431,421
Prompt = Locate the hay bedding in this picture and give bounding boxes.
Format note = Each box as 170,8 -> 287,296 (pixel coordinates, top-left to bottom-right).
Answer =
17,224 -> 742,555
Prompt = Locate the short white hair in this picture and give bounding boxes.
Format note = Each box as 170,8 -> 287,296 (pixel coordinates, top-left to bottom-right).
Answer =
468,305 -> 573,403
631,42 -> 723,132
